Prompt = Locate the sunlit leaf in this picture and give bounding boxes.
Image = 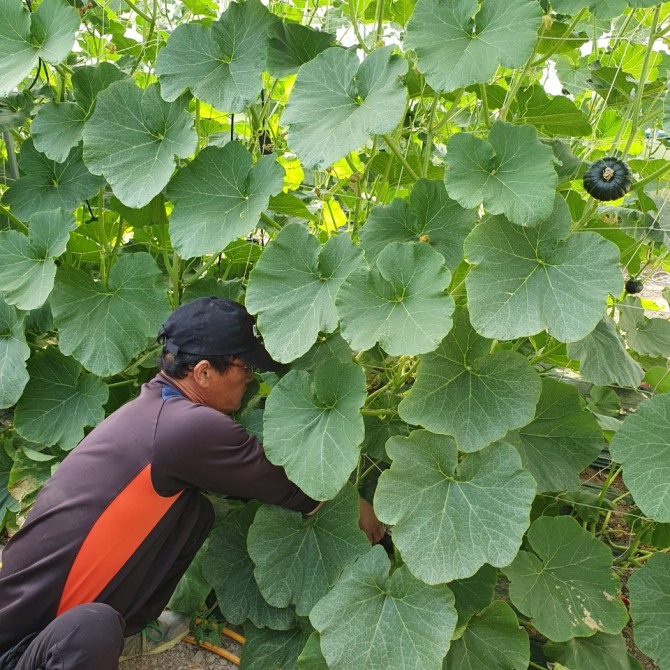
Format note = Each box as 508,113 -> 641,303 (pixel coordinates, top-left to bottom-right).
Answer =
0,0 -> 80,96
167,142 -> 284,258
464,195 -> 622,342
50,253 -> 170,376
444,122 -> 557,227
3,140 -> 104,219
83,82 -> 196,208
336,242 -> 454,356
359,179 -> 476,271
398,307 -> 541,452
405,0 -> 542,93
283,46 -> 407,169
0,209 -> 75,310
156,0 -> 277,112
247,225 -> 364,363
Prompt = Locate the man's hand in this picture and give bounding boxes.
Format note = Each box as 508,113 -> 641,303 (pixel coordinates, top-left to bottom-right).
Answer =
359,498 -> 385,544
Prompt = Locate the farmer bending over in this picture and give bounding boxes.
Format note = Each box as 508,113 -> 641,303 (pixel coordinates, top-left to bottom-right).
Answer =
0,297 -> 384,670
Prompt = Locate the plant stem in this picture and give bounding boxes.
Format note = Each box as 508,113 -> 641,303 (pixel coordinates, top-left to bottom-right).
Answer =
381,134 -> 419,182
107,379 -> 138,388
499,24 -> 545,122
348,1 -> 371,53
2,131 -> 19,181
631,162 -> 670,191
260,212 -> 281,231
528,662 -> 547,670
375,0 -> 385,43
360,408 -> 398,417
531,9 -> 586,68
422,95 -> 439,177
97,188 -> 107,285
529,342 -> 564,365
0,204 -> 28,233
119,0 -> 153,22
183,253 -> 221,285
430,89 -> 464,135
622,6 -> 661,158
479,84 -> 491,129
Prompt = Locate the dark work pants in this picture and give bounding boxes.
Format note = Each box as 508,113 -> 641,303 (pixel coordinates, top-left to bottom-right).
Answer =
13,604 -> 124,670
9,495 -> 214,670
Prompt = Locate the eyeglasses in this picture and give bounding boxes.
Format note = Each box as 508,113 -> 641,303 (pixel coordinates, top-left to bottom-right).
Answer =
229,361 -> 255,373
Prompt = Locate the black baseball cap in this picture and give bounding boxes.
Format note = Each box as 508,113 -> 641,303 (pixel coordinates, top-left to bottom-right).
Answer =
157,297 -> 282,371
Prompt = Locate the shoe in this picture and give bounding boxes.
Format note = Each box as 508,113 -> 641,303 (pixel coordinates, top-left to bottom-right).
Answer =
119,610 -> 190,661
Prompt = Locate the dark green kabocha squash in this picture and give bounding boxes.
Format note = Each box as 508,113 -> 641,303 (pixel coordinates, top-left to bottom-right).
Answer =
625,278 -> 644,294
583,156 -> 632,201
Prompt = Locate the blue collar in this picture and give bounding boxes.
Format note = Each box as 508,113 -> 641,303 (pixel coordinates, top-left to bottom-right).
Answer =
161,383 -> 184,401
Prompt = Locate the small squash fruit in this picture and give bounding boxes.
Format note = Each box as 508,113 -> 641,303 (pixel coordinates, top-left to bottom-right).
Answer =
625,278 -> 643,294
583,157 -> 632,201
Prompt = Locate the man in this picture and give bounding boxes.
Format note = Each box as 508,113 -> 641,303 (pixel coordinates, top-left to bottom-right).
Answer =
0,297 -> 384,669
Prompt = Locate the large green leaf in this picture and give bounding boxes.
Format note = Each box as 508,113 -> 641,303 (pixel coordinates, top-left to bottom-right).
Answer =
0,91 -> 33,132
464,195 -> 623,342
0,0 -> 80,96
544,633 -> 644,670
0,299 -> 29,409
266,22 -> 336,79
404,0 -> 542,93
240,623 -> 312,670
609,394 -> 670,523
32,63 -> 129,163
203,502 -> 295,630
444,601 -> 530,670
14,347 -> 108,449
3,140 -> 105,219
297,632 -> 328,670
282,46 -> 408,169
310,546 -> 457,670
167,143 -> 283,258
449,565 -> 497,630
444,122 -> 557,227
375,431 -> 535,583
50,253 -> 170,376
567,317 -> 644,388
503,516 -> 628,642
619,296 -> 670,358
629,553 -> 670,670
0,209 -> 75,310
359,179 -> 476,271
246,225 -> 365,363
263,358 -> 366,500
505,377 -> 603,493
336,242 -> 454,356
155,0 -> 277,113
398,307 -> 541,452
168,542 -> 212,616
247,484 -> 369,615
513,85 -> 592,137
82,82 -> 197,208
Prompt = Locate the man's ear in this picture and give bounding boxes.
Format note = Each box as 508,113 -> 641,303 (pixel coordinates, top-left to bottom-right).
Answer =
191,360 -> 214,387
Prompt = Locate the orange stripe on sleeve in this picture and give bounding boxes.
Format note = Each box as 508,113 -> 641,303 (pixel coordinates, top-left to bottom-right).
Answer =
57,464 -> 183,616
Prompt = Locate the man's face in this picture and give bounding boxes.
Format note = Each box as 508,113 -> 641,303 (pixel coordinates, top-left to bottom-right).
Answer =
202,357 -> 255,414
